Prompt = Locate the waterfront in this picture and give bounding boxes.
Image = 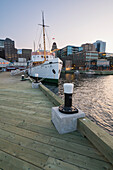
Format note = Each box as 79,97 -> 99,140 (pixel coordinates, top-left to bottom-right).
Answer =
1,72 -> 113,169
46,73 -> 113,136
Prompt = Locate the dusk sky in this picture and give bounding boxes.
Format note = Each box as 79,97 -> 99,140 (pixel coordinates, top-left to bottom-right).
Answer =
1,0 -> 113,52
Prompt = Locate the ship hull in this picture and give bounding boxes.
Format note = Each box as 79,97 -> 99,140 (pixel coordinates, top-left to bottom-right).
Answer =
28,58 -> 62,84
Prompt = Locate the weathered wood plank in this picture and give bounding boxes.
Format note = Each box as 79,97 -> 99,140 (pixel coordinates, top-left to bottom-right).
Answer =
0,107 -> 51,120
0,101 -> 53,111
0,94 -> 53,106
0,105 -> 51,115
39,84 -> 63,106
48,137 -> 105,160
17,123 -> 97,148
78,117 -> 113,166
0,127 -> 105,161
44,157 -> 83,170
0,120 -> 90,147
0,137 -> 48,168
0,129 -> 112,169
0,122 -> 51,144
0,112 -> 53,129
0,115 -> 94,148
0,151 -> 41,170
0,72 -> 112,169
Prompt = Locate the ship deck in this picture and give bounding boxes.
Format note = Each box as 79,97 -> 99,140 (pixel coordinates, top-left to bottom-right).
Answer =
0,72 -> 112,169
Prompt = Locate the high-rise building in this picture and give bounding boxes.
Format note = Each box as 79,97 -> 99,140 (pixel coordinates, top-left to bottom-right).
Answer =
0,38 -> 32,62
93,40 -> 106,53
0,39 -> 5,59
60,45 -> 83,58
4,38 -> 17,62
81,43 -> 96,52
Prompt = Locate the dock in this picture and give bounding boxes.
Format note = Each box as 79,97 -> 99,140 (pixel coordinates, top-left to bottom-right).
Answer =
0,72 -> 113,169
62,69 -> 113,75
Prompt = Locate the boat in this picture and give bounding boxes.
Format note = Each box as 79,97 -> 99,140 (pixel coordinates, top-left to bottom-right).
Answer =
85,69 -> 96,75
28,12 -> 63,84
74,70 -> 80,74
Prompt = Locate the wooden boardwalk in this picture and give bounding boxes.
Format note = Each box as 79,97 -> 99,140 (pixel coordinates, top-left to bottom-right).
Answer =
0,72 -> 112,170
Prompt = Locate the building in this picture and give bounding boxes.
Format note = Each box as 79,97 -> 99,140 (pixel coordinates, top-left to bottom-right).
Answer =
0,38 -> 32,62
4,38 -> 17,62
0,39 -> 5,59
60,45 -> 83,58
17,49 -> 32,61
0,57 -> 10,71
97,59 -> 109,69
0,39 -> 4,48
93,40 -> 106,53
51,42 -> 57,51
72,51 -> 99,70
81,43 -> 96,52
85,51 -> 99,69
73,51 -> 86,69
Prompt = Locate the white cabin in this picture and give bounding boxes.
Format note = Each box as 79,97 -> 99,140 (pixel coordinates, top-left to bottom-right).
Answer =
31,50 -> 55,62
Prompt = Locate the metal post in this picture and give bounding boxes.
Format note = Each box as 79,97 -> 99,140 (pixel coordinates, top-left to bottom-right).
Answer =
21,75 -> 24,81
59,83 -> 78,114
35,73 -> 38,83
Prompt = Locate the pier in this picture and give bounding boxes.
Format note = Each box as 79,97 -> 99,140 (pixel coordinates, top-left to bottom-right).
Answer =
0,72 -> 113,169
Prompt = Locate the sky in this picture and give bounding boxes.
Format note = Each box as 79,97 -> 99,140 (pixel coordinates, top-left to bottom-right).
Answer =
0,0 -> 113,52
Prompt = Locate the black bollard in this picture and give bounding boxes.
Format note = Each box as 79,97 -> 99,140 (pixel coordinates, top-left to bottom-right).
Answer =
35,74 -> 38,83
59,83 -> 78,114
21,75 -> 24,81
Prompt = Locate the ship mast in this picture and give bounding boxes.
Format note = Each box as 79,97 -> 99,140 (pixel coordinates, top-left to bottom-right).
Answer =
39,11 -> 49,62
42,12 -> 46,60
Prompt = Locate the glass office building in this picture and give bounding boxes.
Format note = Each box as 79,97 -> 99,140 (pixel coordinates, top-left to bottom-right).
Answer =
60,45 -> 83,57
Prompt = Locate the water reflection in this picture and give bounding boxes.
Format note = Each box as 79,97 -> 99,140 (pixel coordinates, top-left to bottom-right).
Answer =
47,73 -> 113,135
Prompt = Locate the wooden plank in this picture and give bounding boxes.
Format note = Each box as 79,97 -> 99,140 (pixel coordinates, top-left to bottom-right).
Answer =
0,129 -> 112,169
0,104 -> 51,115
0,112 -> 53,129
0,115 -> 93,148
39,84 -> 63,106
0,109 -> 51,122
0,122 -> 51,144
0,151 -> 41,170
0,95 -> 54,106
0,72 -> 112,169
44,157 -> 83,170
17,122 -> 96,148
48,137 -> 105,160
0,137 -> 48,168
0,127 -> 105,161
78,117 -> 113,166
0,100 -> 53,112
0,107 -> 51,120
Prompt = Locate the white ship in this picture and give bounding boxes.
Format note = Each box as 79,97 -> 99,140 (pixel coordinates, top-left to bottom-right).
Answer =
28,12 -> 63,84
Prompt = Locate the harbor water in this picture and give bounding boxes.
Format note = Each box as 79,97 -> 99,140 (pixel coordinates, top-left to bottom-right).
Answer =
46,73 -> 113,136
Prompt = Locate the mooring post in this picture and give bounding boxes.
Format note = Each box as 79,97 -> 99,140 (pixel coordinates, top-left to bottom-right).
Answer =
59,83 -> 78,114
21,75 -> 24,81
35,73 -> 38,83
52,83 -> 85,134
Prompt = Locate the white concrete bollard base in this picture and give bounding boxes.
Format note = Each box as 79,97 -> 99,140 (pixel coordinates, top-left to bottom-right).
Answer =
32,82 -> 41,88
52,106 -> 85,134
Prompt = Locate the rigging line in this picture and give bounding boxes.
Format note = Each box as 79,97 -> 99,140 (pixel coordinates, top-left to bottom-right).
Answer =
45,29 -> 51,50
34,26 -> 41,50
37,28 -> 43,50
34,26 -> 39,42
